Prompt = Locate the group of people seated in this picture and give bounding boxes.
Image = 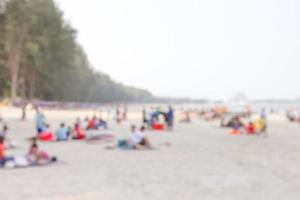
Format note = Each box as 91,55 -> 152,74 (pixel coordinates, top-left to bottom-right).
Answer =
0,136 -> 56,168
40,123 -> 84,142
82,116 -> 108,130
142,106 -> 174,130
36,110 -> 109,141
36,109 -> 152,149
55,117 -> 108,141
229,115 -> 267,135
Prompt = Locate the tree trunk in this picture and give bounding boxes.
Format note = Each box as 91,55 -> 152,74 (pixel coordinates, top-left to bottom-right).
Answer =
7,48 -> 21,102
10,62 -> 19,101
6,25 -> 28,103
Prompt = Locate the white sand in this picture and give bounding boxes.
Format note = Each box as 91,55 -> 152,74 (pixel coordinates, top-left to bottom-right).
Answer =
0,107 -> 300,200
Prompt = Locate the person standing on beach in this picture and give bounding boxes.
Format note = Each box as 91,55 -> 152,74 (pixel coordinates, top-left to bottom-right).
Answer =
142,107 -> 147,124
35,108 -> 46,134
142,107 -> 151,128
260,108 -> 268,136
123,105 -> 127,121
0,125 -> 8,138
116,106 -> 121,124
166,106 -> 174,130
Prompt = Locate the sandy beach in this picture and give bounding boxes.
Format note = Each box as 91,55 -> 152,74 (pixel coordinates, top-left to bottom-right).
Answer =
0,106 -> 300,200
1,0 -> 300,199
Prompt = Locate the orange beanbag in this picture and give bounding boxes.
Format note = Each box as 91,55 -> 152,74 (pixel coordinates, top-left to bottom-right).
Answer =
152,123 -> 164,130
38,132 -> 53,141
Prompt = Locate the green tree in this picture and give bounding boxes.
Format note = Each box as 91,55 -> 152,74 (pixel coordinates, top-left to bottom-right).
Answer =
0,0 -> 154,109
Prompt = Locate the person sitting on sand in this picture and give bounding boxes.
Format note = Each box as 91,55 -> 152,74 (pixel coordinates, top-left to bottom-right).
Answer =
245,122 -> 256,134
27,138 -> 57,165
55,123 -> 69,141
231,116 -> 243,130
128,125 -> 151,149
96,117 -> 108,129
72,123 -> 85,140
0,136 -> 14,166
87,116 -> 97,130
229,116 -> 244,135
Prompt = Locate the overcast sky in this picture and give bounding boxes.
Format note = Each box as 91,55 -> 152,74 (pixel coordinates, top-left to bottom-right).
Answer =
55,0 -> 300,100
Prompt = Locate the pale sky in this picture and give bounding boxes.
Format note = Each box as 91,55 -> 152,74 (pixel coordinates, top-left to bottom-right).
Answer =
55,0 -> 300,100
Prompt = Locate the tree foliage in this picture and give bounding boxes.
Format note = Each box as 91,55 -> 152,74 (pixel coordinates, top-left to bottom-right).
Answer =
0,0 -> 154,103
